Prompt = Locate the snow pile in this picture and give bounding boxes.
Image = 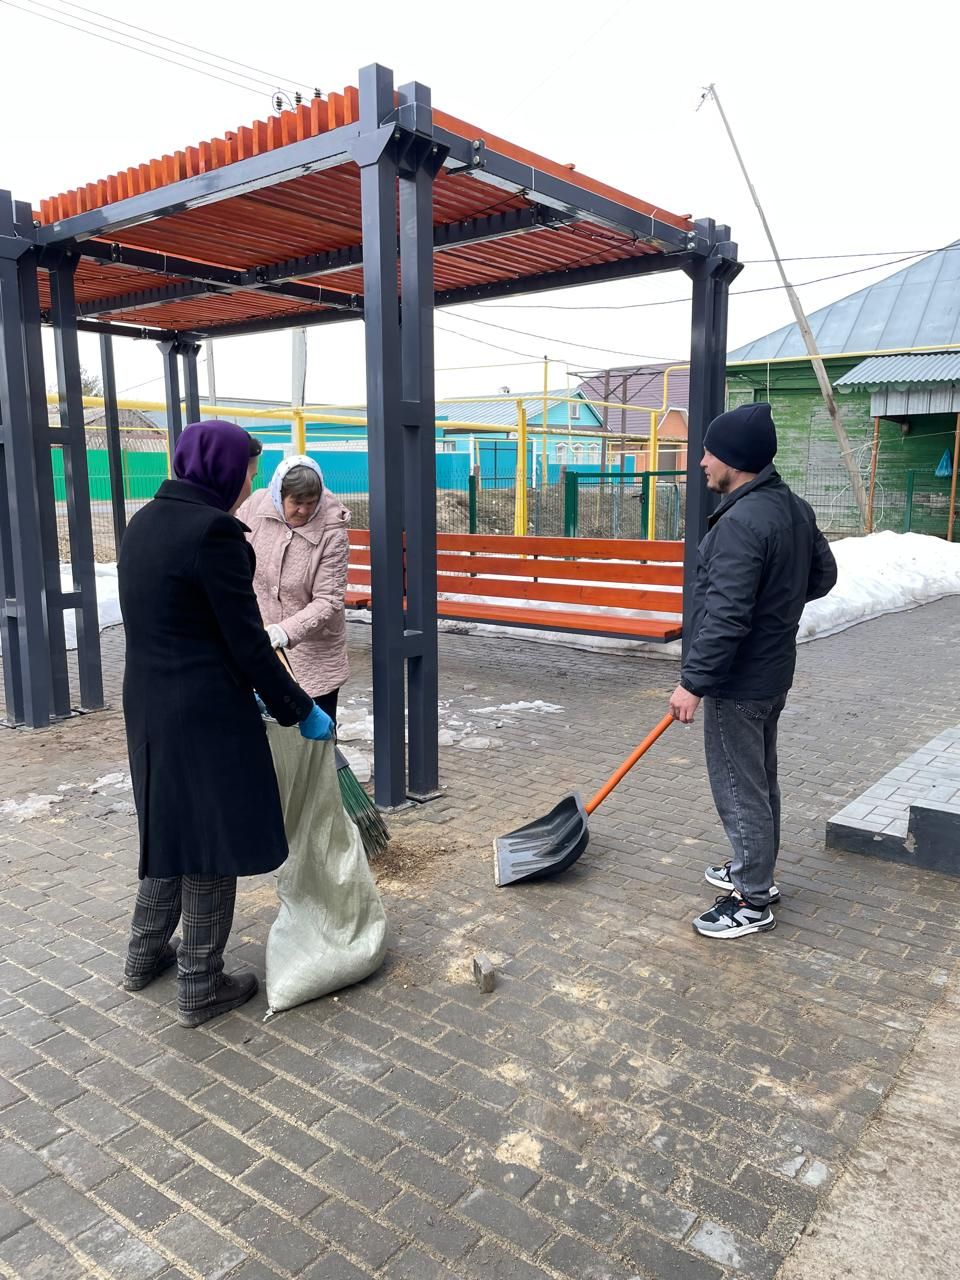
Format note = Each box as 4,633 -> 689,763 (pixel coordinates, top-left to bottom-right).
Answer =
799,532 -> 960,642
0,564 -> 121,656
471,701 -> 563,715
1,794 -> 60,823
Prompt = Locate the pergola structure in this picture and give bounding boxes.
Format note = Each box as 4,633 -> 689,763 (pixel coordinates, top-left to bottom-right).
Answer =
0,63 -> 741,807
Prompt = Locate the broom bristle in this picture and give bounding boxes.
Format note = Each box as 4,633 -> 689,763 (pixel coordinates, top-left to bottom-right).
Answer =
337,762 -> 390,860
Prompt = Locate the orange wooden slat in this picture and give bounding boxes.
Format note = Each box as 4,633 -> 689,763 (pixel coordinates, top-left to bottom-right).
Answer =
436,533 -> 684,562
344,86 -> 359,123
435,552 -> 682,587
437,600 -> 680,641
436,574 -> 681,614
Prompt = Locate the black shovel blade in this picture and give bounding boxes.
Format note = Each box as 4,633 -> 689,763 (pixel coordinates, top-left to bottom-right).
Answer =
493,793 -> 589,887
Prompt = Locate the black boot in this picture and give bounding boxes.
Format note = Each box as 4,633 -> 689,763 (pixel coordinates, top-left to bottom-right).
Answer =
177,972 -> 259,1028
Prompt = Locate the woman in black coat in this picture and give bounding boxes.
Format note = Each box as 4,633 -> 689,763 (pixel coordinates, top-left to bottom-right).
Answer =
118,420 -> 334,1027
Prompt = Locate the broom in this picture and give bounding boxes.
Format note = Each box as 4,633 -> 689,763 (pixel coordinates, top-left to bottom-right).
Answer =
275,647 -> 390,860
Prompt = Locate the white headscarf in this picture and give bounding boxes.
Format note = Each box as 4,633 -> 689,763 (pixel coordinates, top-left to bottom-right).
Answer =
268,454 -> 324,521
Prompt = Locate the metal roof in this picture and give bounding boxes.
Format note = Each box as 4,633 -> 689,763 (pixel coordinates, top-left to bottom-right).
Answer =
578,364 -> 690,435
436,390 -> 603,429
834,352 -> 960,389
30,85 -> 698,340
728,243 -> 960,362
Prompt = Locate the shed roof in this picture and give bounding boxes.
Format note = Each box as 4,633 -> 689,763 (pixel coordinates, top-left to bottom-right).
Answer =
834,352 -> 960,390
728,243 -> 960,362
30,77 -> 699,340
577,363 -> 690,435
436,390 -> 603,429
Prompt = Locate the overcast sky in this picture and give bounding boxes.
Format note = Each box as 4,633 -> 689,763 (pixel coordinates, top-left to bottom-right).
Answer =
2,0 -> 955,411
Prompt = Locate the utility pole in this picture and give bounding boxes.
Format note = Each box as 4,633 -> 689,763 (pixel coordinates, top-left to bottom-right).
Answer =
700,83 -> 868,525
204,339 -> 217,405
292,328 -> 307,408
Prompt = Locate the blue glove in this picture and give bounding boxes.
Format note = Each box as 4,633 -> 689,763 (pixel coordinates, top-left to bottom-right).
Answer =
299,704 -> 334,741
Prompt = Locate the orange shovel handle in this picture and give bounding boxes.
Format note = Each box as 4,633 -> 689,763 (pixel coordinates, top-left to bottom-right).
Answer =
585,713 -> 674,815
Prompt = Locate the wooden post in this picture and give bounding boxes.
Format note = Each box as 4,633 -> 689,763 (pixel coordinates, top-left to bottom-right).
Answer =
866,415 -> 881,534
948,412 -> 960,543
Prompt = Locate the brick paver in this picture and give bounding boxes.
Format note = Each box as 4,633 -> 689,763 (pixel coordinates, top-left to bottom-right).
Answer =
2,601 -> 960,1278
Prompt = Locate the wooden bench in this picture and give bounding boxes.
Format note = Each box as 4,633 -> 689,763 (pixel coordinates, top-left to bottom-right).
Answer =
345,530 -> 683,642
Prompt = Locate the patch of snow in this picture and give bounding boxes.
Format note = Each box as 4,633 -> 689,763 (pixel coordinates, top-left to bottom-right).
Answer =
337,712 -> 375,743
458,736 -> 503,751
472,700 -> 563,715
1,793 -> 60,822
89,772 -> 127,794
437,729 -> 460,747
800,531 -> 960,641
339,745 -> 372,783
0,564 -> 122,657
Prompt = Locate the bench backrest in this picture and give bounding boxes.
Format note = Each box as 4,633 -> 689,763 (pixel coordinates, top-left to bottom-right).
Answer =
347,530 -> 683,617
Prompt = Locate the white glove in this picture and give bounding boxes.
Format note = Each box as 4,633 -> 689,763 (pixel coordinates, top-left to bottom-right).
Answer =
267,623 -> 289,650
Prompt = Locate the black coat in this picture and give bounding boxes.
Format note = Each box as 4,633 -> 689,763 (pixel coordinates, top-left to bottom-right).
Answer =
681,466 -> 837,700
119,480 -> 314,880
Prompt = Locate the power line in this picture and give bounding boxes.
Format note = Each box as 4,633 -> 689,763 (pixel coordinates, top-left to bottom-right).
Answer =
16,0 -> 289,94
447,309 -> 676,361
0,0 -> 283,98
54,0 -> 314,93
472,246 -> 958,312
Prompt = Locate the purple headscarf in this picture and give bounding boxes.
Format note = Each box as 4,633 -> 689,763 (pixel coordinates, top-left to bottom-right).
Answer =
173,420 -> 251,512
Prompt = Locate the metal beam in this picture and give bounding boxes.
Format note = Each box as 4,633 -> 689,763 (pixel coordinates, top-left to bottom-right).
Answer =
181,341 -> 201,424
172,248 -> 695,341
70,206 -> 570,321
0,196 -> 51,726
76,277 -> 361,319
434,127 -> 699,253
158,340 -> 183,449
358,64 -> 407,808
37,122 -> 363,245
99,334 -> 127,552
75,318 -> 183,341
398,80 -> 440,802
49,255 -> 104,712
17,216 -> 71,720
682,222 -> 742,654
433,248 -> 696,307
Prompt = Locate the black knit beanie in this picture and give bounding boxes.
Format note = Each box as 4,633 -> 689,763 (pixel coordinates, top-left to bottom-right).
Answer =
703,402 -> 777,474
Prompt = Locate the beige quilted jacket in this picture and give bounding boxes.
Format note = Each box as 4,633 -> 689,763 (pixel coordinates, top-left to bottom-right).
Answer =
238,486 -> 351,697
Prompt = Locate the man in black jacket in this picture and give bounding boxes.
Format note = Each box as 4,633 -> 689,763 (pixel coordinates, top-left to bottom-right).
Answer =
668,403 -> 837,939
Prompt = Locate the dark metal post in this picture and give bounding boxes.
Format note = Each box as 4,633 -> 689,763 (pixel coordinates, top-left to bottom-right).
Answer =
50,255 -> 104,710
181,341 -> 202,424
99,333 -> 127,553
16,204 -> 71,719
0,193 -> 51,726
158,339 -> 183,453
398,79 -> 442,801
355,64 -> 407,807
682,222 -> 740,656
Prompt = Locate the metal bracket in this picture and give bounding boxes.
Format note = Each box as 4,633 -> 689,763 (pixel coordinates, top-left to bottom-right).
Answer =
348,123 -> 399,170
0,235 -> 34,262
445,138 -> 485,176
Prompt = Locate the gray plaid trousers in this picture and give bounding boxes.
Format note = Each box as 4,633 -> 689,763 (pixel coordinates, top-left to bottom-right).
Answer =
125,875 -> 237,1010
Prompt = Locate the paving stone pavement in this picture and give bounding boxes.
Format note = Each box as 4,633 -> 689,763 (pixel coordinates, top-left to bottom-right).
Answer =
2,601 -> 960,1280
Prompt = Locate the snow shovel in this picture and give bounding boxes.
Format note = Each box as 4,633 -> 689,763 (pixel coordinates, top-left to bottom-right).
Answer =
494,713 -> 674,887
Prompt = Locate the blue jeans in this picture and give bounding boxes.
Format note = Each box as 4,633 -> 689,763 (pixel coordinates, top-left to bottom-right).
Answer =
703,694 -> 787,907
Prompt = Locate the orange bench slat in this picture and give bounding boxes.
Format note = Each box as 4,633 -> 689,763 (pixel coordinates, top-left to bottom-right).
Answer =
438,599 -> 681,641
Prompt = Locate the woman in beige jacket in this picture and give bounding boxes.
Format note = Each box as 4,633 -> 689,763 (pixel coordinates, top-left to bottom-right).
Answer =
238,455 -> 351,722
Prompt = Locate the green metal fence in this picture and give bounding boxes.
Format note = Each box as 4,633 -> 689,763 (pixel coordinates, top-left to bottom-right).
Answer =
563,470 -> 686,539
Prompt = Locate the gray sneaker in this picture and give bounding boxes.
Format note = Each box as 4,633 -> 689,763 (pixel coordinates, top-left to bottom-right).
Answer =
705,862 -> 780,903
693,893 -> 776,939
178,973 -> 259,1028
